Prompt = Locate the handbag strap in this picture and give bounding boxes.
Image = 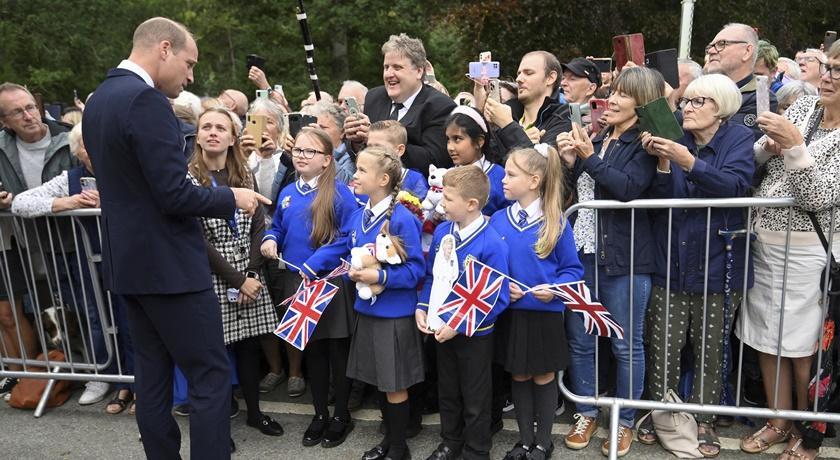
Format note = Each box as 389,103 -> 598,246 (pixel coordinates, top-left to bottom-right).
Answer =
806,212 -> 837,266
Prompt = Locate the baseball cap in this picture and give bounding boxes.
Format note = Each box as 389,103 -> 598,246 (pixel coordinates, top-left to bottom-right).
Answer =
561,58 -> 602,86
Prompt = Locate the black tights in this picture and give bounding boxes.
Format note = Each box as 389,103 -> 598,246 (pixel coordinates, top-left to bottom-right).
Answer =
306,337 -> 351,420
233,335 -> 264,423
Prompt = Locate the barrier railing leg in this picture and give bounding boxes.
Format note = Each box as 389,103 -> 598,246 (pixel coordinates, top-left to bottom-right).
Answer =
608,400 -> 620,460
33,366 -> 60,418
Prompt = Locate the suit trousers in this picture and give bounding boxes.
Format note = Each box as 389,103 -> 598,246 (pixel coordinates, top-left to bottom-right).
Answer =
124,289 -> 231,460
437,333 -> 493,460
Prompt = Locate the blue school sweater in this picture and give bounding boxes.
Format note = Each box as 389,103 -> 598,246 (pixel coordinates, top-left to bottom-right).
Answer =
303,203 -> 425,318
489,206 -> 584,312
262,180 -> 360,270
417,220 -> 509,336
481,162 -> 512,216
401,168 -> 429,199
354,168 -> 429,205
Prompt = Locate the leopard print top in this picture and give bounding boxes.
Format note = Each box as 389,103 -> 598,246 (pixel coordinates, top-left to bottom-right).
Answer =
754,96 -> 840,233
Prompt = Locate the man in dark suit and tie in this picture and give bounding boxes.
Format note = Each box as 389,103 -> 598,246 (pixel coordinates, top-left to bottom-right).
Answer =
82,17 -> 269,459
344,33 -> 456,176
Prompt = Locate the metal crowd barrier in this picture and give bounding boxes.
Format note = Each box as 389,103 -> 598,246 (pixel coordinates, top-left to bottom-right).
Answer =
0,209 -> 132,417
560,197 -> 840,459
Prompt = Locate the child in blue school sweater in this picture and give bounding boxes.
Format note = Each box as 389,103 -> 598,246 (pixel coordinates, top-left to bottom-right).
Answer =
489,144 -> 584,460
302,144 -> 426,460
416,166 -> 510,460
352,120 -> 429,203
445,105 -> 511,216
260,127 -> 360,448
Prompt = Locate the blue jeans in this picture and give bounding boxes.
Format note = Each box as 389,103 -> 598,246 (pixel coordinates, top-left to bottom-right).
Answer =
566,253 -> 651,427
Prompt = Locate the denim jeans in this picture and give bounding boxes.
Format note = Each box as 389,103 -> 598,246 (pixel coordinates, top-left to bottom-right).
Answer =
565,252 -> 651,427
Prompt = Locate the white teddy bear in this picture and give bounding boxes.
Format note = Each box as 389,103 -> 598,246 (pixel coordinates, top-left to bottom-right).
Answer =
349,233 -> 404,301
421,164 -> 448,219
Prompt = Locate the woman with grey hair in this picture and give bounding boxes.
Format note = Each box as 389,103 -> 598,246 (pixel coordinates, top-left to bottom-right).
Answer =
775,81 -> 819,114
302,100 -> 355,184
639,74 -> 756,457
738,41 -> 840,460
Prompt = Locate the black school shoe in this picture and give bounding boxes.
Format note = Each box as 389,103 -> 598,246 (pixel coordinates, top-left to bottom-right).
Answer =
424,443 -> 460,460
362,444 -> 389,460
322,416 -> 354,448
503,442 -> 531,460
0,378 -> 18,395
246,414 -> 283,436
527,442 -> 554,460
303,414 -> 328,446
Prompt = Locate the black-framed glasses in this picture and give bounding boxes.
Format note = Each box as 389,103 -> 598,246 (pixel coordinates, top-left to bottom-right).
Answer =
678,97 -> 715,110
704,40 -> 748,54
291,147 -> 326,159
1,104 -> 38,119
819,63 -> 840,80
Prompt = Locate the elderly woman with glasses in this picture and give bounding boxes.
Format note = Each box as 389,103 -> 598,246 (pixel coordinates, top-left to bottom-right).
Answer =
797,48 -> 828,88
638,74 -> 755,457
737,42 -> 840,460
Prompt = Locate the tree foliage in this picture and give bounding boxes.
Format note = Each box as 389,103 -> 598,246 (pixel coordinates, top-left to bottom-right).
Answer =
0,0 -> 837,108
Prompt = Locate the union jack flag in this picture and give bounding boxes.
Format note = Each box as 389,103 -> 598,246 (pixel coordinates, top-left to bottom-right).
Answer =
546,281 -> 624,339
324,258 -> 352,280
274,279 -> 339,350
436,258 -> 505,337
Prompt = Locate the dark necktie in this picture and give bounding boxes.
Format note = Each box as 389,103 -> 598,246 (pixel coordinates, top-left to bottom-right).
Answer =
389,102 -> 404,120
363,209 -> 374,227
453,232 -> 462,247
517,209 -> 529,227
301,183 -> 312,192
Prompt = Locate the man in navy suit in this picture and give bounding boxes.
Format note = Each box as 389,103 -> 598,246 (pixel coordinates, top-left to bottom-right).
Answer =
82,17 -> 269,459
343,33 -> 456,176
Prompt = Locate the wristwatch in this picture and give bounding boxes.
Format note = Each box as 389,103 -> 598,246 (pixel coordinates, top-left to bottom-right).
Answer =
246,270 -> 260,281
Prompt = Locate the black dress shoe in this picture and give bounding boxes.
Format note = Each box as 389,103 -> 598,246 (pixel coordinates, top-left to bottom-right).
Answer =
230,437 -> 236,453
503,442 -> 530,460
246,414 -> 284,436
303,414 -> 328,446
322,416 -> 354,448
362,444 -> 389,460
527,442 -> 554,460
425,443 -> 459,460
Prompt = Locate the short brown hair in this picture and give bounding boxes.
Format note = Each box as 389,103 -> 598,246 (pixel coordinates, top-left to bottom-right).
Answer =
443,167 -> 489,208
132,17 -> 192,53
524,51 -> 562,91
369,120 -> 408,146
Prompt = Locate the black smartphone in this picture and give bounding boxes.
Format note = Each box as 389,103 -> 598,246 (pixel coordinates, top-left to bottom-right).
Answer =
246,54 -> 266,71
645,49 -> 679,89
288,113 -> 318,138
591,58 -> 612,73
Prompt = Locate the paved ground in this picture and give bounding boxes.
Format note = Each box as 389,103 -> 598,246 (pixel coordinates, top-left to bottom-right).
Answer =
3,381 -> 838,459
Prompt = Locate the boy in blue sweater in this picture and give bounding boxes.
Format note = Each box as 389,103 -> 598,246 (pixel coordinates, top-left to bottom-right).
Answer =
363,120 -> 429,200
416,166 -> 509,460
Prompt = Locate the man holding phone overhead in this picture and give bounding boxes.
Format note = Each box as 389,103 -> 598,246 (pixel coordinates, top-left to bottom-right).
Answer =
482,50 -> 572,150
344,33 -> 455,176
82,17 -> 270,459
705,23 -> 777,140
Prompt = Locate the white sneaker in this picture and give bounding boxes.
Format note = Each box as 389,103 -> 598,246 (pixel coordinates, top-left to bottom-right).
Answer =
79,381 -> 110,405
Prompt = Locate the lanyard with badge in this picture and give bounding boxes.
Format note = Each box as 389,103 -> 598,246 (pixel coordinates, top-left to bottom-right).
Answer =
210,175 -> 240,238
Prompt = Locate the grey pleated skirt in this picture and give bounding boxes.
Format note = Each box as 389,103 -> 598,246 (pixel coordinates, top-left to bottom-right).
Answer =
346,313 -> 425,392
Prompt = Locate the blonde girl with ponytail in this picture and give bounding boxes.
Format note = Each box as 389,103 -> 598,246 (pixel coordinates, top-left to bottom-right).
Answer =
302,144 -> 426,460
489,143 -> 584,460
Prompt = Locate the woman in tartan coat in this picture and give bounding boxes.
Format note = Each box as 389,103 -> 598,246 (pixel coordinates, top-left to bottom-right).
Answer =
188,107 -> 283,437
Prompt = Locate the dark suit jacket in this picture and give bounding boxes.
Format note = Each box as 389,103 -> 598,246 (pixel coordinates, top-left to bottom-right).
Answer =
364,84 -> 456,176
82,68 -> 235,295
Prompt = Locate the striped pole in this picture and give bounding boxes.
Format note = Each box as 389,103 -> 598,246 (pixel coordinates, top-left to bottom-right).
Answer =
295,0 -> 322,100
